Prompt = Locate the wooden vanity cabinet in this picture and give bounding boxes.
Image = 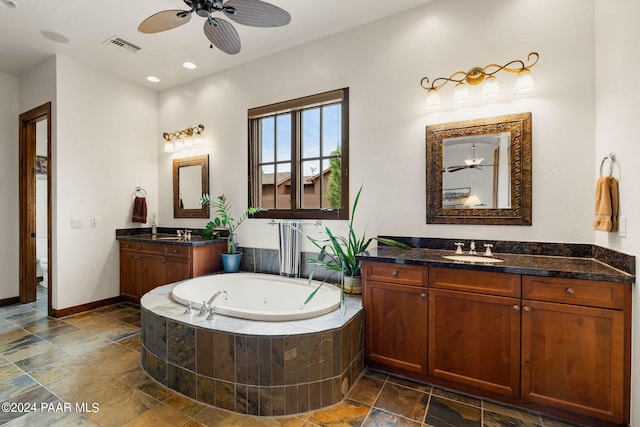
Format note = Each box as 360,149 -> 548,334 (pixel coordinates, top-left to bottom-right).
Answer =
428,268 -> 522,397
362,261 -> 429,376
521,276 -> 630,424
119,240 -> 226,302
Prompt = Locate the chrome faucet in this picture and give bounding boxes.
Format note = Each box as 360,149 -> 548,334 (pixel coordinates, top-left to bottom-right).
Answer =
205,290 -> 228,320
207,290 -> 228,306
484,244 -> 494,257
469,241 -> 477,255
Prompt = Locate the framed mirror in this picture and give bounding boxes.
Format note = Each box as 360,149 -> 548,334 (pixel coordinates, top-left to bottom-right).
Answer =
426,113 -> 532,225
173,154 -> 210,218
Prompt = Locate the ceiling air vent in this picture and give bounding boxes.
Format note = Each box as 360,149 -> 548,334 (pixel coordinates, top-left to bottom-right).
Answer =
102,36 -> 141,53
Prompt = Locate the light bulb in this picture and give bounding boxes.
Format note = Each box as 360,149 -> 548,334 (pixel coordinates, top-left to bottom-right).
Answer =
453,83 -> 470,105
482,75 -> 501,100
425,89 -> 441,110
164,141 -> 175,153
514,69 -> 535,95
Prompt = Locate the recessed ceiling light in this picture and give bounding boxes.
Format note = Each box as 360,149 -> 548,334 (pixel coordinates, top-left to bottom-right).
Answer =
40,30 -> 69,43
146,76 -> 160,83
182,61 -> 197,70
0,0 -> 18,8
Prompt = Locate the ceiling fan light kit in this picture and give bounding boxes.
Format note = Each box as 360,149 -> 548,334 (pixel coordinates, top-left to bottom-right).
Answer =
138,0 -> 291,55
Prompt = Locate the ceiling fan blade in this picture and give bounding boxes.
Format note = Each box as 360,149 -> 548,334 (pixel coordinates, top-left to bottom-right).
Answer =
223,0 -> 291,27
447,165 -> 468,172
138,10 -> 192,33
204,18 -> 241,54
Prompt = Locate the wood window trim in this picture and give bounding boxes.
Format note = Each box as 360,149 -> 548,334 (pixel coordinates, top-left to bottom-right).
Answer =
248,88 -> 349,220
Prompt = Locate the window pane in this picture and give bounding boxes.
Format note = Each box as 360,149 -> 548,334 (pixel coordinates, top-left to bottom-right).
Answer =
275,163 -> 292,209
276,113 -> 291,162
259,165 -> 275,209
302,108 -> 320,159
301,159 -> 321,209
260,117 -> 275,163
323,157 -> 341,209
322,104 -> 341,156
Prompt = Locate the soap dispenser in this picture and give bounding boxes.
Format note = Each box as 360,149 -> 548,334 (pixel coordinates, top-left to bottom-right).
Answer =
151,214 -> 157,235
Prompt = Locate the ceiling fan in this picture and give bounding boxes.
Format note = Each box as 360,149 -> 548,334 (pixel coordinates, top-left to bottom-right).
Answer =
445,142 -> 493,173
138,0 -> 291,55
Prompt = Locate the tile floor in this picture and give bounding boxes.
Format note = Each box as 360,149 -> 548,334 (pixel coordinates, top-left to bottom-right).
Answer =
0,287 -> 585,426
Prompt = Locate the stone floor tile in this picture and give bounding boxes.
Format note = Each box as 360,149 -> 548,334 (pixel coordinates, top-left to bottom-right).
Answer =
87,387 -> 161,427
0,373 -> 40,400
374,382 -> 429,422
163,392 -> 209,418
0,363 -> 23,381
483,400 -> 542,425
346,374 -> 385,406
308,399 -> 370,426
363,408 -> 423,427
120,403 -> 193,427
425,396 -> 481,427
431,387 -> 482,408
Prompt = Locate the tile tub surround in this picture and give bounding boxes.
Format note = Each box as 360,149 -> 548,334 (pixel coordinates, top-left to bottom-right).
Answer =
140,283 -> 364,416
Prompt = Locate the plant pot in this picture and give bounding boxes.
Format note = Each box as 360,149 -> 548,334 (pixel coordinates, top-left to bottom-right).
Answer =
343,275 -> 362,295
221,253 -> 242,273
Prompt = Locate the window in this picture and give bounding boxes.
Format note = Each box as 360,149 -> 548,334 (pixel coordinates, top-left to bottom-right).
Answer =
248,88 -> 349,220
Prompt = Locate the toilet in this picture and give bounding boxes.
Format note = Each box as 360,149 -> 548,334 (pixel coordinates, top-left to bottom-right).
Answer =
36,238 -> 48,288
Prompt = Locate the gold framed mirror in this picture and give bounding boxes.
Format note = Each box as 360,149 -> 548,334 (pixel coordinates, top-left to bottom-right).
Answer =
173,154 -> 210,218
426,113 -> 532,225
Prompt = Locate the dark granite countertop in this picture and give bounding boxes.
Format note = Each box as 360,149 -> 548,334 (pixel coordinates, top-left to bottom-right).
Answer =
116,227 -> 227,247
359,246 -> 635,283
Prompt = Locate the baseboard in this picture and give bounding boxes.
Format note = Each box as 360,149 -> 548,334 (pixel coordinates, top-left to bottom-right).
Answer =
51,296 -> 123,318
0,296 -> 20,307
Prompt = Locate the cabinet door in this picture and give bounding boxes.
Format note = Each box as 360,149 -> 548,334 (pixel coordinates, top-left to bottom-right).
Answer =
166,257 -> 191,284
119,251 -> 140,301
139,255 -> 168,296
428,288 -> 521,397
364,280 -> 428,375
521,300 -> 625,423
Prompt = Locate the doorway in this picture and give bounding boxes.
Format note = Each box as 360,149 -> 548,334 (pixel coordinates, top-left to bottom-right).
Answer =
19,102 -> 51,315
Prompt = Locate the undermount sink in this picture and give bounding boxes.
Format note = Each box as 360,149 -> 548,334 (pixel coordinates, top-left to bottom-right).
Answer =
155,236 -> 184,241
442,255 -> 504,263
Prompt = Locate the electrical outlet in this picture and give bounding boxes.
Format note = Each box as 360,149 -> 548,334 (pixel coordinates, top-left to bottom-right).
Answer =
90,218 -> 97,228
619,216 -> 627,238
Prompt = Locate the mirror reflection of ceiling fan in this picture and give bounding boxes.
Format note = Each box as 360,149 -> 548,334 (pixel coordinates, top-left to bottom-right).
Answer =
446,142 -> 493,172
138,0 -> 291,55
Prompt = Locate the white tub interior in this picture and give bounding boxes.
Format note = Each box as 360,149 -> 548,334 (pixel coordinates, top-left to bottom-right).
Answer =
171,273 -> 341,321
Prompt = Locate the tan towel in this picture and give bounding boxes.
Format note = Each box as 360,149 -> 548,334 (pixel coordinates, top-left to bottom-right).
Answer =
593,176 -> 618,232
132,196 -> 147,223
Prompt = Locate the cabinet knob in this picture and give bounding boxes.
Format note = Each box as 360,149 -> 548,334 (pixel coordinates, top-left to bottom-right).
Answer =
420,293 -> 427,299
172,249 -> 179,253
391,270 -> 398,277
162,259 -> 167,263
523,306 -> 531,312
565,287 -> 575,295
512,304 -> 520,311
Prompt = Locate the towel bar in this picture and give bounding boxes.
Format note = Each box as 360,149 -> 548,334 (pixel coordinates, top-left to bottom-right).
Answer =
599,153 -> 616,177
135,186 -> 147,197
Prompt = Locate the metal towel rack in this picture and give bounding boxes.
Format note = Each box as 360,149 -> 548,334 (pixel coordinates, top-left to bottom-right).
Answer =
599,152 -> 617,177
135,186 -> 147,197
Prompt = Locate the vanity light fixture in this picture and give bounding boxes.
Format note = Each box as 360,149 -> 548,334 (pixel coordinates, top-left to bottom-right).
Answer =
420,52 -> 539,109
163,124 -> 205,153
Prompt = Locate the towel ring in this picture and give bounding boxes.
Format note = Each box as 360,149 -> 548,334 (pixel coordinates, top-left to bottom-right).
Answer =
135,186 -> 147,197
599,153 -> 616,177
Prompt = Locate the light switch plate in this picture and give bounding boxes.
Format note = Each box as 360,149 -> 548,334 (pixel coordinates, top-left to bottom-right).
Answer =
70,218 -> 83,228
619,216 -> 627,238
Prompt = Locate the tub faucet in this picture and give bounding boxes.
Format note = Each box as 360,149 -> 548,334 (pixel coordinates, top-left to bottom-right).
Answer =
207,290 -> 228,306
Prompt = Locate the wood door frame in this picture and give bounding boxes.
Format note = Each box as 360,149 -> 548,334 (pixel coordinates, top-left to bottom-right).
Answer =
19,102 -> 52,315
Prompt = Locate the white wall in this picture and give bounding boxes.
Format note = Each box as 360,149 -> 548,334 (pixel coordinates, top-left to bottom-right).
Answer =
51,55 -> 158,310
158,0 -> 596,250
595,1 -> 640,425
0,71 -> 20,300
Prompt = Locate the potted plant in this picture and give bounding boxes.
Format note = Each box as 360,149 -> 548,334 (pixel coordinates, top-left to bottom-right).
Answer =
200,194 -> 259,273
293,185 -> 407,304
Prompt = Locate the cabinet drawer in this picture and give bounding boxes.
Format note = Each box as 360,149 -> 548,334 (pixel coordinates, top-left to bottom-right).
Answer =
364,262 -> 426,286
429,267 -> 521,297
139,243 -> 165,255
522,276 -> 624,309
120,241 -> 141,252
164,245 -> 190,258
